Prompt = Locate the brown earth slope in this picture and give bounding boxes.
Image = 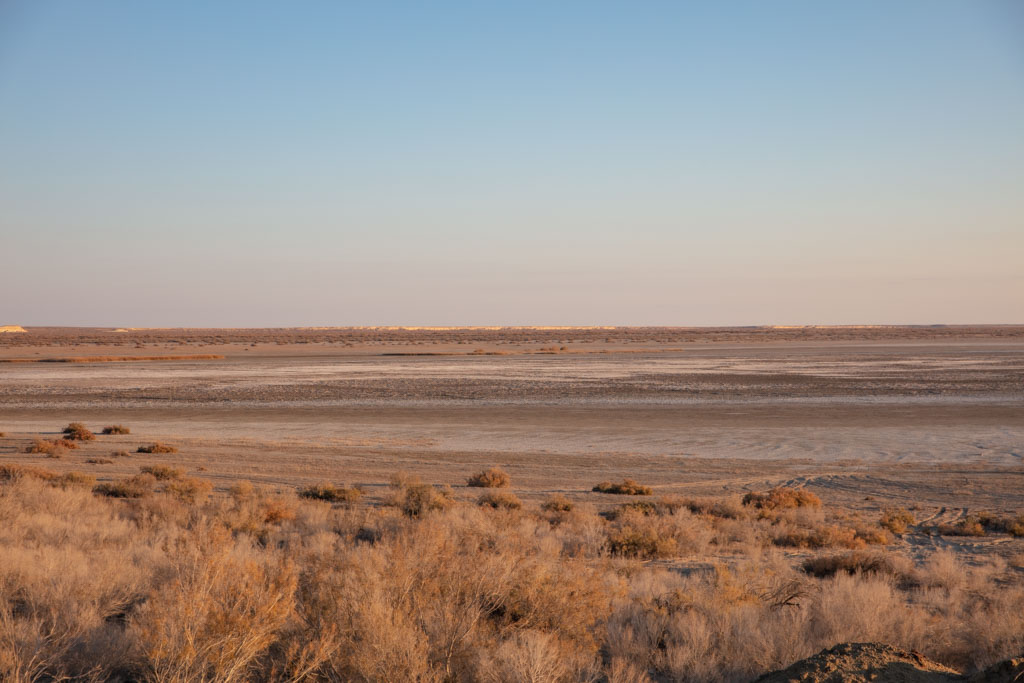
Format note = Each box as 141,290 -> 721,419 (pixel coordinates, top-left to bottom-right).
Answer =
757,643 -> 1024,683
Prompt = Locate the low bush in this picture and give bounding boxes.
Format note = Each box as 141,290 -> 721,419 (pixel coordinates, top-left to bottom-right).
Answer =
94,473 -> 157,498
477,490 -> 523,510
54,471 -> 97,488
880,507 -> 916,534
385,471 -> 453,517
0,463 -> 58,481
298,482 -> 362,503
62,422 -> 96,441
25,437 -> 77,455
101,425 -> 131,435
163,476 -> 213,504
802,551 -> 912,580
111,450 -> 132,457
592,479 -> 653,495
137,442 -> 178,454
85,458 -> 114,465
467,467 -> 511,488
140,465 -> 185,480
742,486 -> 821,511
541,494 -> 574,512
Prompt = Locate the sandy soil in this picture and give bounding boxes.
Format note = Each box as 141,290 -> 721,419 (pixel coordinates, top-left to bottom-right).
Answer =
2,326 -> 1023,565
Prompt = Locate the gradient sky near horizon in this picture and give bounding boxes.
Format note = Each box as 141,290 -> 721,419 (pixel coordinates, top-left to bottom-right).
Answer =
1,1 -> 1022,326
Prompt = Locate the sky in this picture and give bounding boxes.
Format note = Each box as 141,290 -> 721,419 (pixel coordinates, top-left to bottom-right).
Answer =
1,1 -> 1022,326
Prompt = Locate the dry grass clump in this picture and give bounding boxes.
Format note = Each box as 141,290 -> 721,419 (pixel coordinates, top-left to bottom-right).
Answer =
24,437 -> 77,455
881,507 -> 916,534
163,476 -> 213,504
111,449 -> 132,457
53,471 -> 97,488
743,486 -> 822,512
62,422 -> 96,441
772,522 -> 892,549
298,482 -> 363,503
802,551 -> 914,580
101,424 -> 131,435
94,473 -> 157,498
385,471 -> 454,517
592,479 -> 653,495
140,464 -> 185,480
937,512 -> 1024,538
477,490 -> 523,510
0,462 -> 58,482
136,442 -> 178,454
541,494 -> 574,513
467,467 -> 511,488
85,457 -> 115,465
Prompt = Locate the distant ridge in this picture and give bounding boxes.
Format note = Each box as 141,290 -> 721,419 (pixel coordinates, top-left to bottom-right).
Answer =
0,325 -> 26,333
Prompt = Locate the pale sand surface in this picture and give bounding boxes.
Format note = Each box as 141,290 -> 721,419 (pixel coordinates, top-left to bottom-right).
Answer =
2,327 -> 1023,561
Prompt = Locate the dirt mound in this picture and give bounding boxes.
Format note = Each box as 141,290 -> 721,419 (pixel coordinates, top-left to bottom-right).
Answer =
0,325 -> 26,333
756,643 -> 961,683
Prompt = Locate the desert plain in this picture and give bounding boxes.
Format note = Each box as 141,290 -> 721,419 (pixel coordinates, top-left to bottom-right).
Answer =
2,325 -> 1024,681
3,326 -> 1023,527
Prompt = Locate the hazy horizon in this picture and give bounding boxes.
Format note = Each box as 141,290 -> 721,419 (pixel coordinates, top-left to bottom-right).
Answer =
2,1 -> 1022,327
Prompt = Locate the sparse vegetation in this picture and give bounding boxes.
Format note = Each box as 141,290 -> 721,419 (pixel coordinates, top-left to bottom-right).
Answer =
541,494 -> 574,512
467,466 -> 511,488
298,482 -> 362,503
93,473 -> 157,498
385,471 -> 454,517
101,424 -> 131,434
140,464 -> 185,480
111,450 -> 132,457
880,507 -> 916,534
592,479 -> 653,495
62,422 -> 96,441
85,458 -> 114,465
24,437 -> 77,455
476,490 -> 523,509
0,471 -> 1022,682
743,486 -> 822,511
137,442 -> 178,454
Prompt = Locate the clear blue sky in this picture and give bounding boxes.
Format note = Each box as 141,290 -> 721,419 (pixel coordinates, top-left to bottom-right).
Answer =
1,1 -> 1022,326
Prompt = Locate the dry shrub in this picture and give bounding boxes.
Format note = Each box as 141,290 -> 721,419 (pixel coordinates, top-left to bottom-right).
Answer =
802,551 -> 914,581
880,507 -> 916,534
111,450 -> 132,458
140,465 -> 184,481
541,494 -> 574,513
164,476 -> 213,505
94,473 -> 157,498
85,458 -> 114,465
938,516 -> 987,537
25,438 -> 76,455
593,479 -> 653,496
743,486 -> 821,512
606,508 -> 711,559
477,630 -> 597,683
386,472 -> 453,517
53,471 -> 97,489
467,467 -> 511,488
136,442 -> 178,454
131,527 -> 297,683
772,522 -> 891,549
477,491 -> 523,510
61,422 -> 95,441
0,463 -> 58,482
101,425 -> 130,435
298,482 -> 362,504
